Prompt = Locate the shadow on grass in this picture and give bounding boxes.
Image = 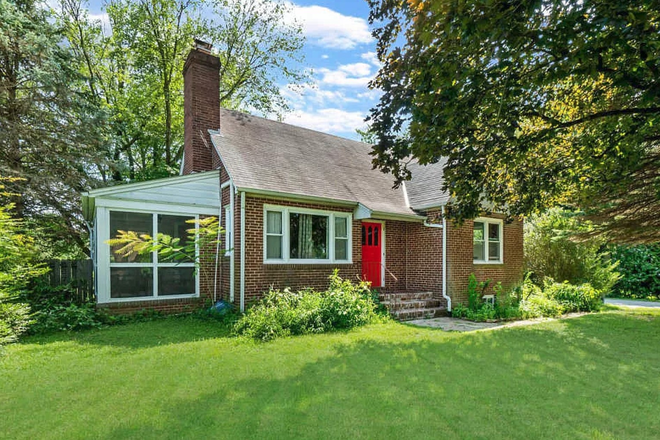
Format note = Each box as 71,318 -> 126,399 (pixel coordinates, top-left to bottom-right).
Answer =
101,312 -> 660,440
20,315 -> 236,350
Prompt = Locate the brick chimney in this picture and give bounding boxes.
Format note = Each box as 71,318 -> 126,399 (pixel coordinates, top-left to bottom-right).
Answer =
182,39 -> 220,174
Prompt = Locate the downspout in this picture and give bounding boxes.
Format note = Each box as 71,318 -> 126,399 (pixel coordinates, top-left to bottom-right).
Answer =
239,191 -> 246,312
229,181 -> 235,303
85,220 -> 97,301
442,206 -> 451,311
214,180 -> 232,303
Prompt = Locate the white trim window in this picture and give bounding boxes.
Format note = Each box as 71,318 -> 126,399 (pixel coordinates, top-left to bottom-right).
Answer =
263,205 -> 352,264
107,210 -> 199,300
473,217 -> 503,264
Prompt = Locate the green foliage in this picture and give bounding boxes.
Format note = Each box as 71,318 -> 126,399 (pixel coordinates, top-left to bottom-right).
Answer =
234,271 -> 378,341
30,303 -> 109,333
467,273 -> 490,310
525,209 -> 620,294
0,0 -> 111,253
0,185 -> 48,343
454,272 -> 601,322
366,0 -> 660,243
544,281 -> 602,313
610,245 -> 660,300
0,302 -> 32,345
107,216 -> 221,266
60,0 -> 309,181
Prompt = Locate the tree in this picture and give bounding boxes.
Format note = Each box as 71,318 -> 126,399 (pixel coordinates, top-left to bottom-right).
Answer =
60,0 -> 308,180
0,178 -> 48,344
366,0 -> 660,243
0,0 -> 111,249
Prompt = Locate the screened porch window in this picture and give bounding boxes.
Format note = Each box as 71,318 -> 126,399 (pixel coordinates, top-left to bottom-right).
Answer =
108,211 -> 198,299
473,218 -> 503,264
264,205 -> 351,264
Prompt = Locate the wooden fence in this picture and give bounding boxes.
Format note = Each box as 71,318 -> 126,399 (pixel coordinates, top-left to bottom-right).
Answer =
43,259 -> 95,304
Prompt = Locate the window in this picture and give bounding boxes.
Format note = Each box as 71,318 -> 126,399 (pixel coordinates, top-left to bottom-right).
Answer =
108,211 -> 198,300
473,218 -> 503,263
263,205 -> 351,263
224,205 -> 232,256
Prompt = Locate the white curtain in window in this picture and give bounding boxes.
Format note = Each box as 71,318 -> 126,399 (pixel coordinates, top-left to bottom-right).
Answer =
298,214 -> 314,258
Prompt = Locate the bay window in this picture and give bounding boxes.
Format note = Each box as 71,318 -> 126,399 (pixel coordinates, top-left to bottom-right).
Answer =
264,205 -> 352,263
473,218 -> 503,263
108,210 -> 198,300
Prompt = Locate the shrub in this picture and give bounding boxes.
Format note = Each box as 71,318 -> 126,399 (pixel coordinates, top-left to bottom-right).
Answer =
0,193 -> 48,344
543,281 -> 602,312
454,273 -> 601,322
610,245 -> 660,300
30,303 -> 111,333
519,294 -> 564,319
0,302 -> 32,345
524,208 -> 620,295
234,271 -> 377,341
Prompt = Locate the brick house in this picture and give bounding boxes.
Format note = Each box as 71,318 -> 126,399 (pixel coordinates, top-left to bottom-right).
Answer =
83,42 -> 523,319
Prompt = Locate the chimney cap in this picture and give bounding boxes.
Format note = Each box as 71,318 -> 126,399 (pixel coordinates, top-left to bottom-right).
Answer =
194,39 -> 213,54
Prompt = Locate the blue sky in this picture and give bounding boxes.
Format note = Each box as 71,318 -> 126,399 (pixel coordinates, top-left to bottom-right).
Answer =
83,0 -> 380,139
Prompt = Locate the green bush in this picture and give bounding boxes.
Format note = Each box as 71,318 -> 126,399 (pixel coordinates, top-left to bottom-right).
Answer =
454,273 -> 601,322
234,271 -> 378,341
519,294 -> 564,319
610,245 -> 660,300
30,303 -> 111,333
0,194 -> 48,344
544,281 -> 602,312
524,208 -> 620,294
0,302 -> 32,344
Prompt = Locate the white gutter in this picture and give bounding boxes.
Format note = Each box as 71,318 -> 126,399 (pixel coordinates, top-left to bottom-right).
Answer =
239,191 -> 246,312
441,206 -> 451,311
229,181 -> 235,303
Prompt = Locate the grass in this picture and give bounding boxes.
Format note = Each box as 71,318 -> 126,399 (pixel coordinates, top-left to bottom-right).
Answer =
1,309 -> 659,440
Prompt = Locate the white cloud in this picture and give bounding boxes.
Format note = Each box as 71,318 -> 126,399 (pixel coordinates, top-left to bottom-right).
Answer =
283,108 -> 367,134
321,54 -> 329,59
361,51 -> 380,67
281,83 -> 359,107
317,63 -> 374,88
287,5 -> 372,50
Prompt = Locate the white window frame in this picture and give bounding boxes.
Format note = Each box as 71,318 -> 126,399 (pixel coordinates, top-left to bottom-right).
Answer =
473,217 -> 504,264
100,207 -> 200,303
224,205 -> 232,256
263,204 -> 353,264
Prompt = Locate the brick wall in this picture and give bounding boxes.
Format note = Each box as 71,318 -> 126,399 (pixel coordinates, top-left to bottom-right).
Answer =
446,216 -> 524,305
237,196 -> 362,306
225,195 -> 460,309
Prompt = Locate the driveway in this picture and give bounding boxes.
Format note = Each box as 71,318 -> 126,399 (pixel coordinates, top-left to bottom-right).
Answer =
605,298 -> 660,308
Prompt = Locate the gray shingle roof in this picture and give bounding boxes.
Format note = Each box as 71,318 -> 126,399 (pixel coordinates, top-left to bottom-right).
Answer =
405,158 -> 451,210
211,109 -> 448,217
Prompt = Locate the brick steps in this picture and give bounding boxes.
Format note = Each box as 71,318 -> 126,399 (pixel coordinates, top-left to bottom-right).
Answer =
393,307 -> 446,321
378,292 -> 447,321
379,291 -> 434,302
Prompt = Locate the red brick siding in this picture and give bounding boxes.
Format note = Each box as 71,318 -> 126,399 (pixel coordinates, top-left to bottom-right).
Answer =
237,196 -> 362,306
446,216 -> 524,305
404,222 -> 447,307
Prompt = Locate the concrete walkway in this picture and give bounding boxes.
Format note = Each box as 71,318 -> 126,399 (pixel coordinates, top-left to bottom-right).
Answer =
605,298 -> 660,308
407,314 -> 586,332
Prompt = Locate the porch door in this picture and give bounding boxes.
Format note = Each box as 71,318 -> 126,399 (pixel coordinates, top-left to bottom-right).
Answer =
361,222 -> 382,287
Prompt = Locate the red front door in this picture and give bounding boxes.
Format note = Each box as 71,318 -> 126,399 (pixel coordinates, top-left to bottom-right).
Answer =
361,222 -> 382,287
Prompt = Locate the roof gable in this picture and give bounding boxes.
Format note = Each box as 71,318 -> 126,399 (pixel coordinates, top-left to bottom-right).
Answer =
211,109 -> 445,217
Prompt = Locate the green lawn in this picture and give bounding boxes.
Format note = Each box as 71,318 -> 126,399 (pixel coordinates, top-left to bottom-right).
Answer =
1,309 -> 659,440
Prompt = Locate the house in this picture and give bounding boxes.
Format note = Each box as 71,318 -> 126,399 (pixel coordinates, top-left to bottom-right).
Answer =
82,42 -> 523,319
